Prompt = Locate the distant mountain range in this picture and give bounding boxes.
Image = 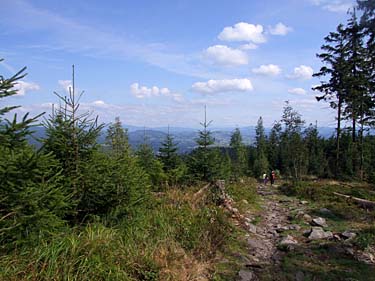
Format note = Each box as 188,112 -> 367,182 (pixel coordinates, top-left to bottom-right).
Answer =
28,125 -> 336,154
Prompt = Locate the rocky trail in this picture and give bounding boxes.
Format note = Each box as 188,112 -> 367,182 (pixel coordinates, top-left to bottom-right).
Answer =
227,183 -> 375,281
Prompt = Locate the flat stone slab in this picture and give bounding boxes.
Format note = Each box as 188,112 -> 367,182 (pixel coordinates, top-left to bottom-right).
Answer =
311,217 -> 328,228
308,227 -> 333,240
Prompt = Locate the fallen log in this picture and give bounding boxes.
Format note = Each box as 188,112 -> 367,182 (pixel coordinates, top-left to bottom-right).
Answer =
193,183 -> 211,200
333,192 -> 375,209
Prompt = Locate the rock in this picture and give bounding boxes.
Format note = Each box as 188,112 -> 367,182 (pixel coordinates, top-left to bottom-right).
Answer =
289,224 -> 302,231
295,271 -> 305,281
248,223 -> 257,234
300,200 -> 309,205
247,238 -> 265,249
319,208 -> 333,216
341,230 -> 357,240
308,227 -> 333,240
238,270 -> 256,281
311,217 -> 328,228
280,235 -> 298,245
276,225 -> 289,233
303,214 -> 312,221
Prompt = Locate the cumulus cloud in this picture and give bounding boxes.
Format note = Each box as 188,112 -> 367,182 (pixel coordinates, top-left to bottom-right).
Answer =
204,45 -> 248,66
13,81 -> 40,96
252,64 -> 281,76
287,65 -> 314,80
218,22 -> 267,44
191,78 -> 253,94
269,22 -> 293,36
130,83 -> 182,101
288,88 -> 307,95
91,100 -> 111,108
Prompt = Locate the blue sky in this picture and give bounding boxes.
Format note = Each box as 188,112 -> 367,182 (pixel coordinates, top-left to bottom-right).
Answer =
0,0 -> 356,128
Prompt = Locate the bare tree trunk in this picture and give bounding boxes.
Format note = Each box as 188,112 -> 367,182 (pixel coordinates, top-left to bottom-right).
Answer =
335,96 -> 342,178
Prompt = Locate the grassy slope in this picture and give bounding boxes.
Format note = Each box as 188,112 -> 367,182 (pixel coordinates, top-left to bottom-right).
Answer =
0,179 -> 259,280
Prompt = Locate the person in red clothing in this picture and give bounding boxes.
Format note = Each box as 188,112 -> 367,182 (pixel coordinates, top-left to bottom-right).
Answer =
270,170 -> 276,185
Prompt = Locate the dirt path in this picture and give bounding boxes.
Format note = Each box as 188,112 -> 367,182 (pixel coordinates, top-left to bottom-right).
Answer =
237,184 -> 302,281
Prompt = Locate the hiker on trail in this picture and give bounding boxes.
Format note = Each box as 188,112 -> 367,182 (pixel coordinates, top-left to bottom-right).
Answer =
262,173 -> 268,185
270,170 -> 276,185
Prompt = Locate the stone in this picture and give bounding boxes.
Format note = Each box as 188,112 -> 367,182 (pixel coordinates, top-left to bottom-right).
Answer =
247,238 -> 265,249
238,270 -> 255,281
300,200 -> 309,205
319,208 -> 333,216
248,223 -> 257,234
276,225 -> 289,233
308,227 -> 333,240
280,235 -> 298,245
303,214 -> 312,221
341,231 -> 357,240
289,224 -> 302,231
311,217 -> 328,228
295,271 -> 305,281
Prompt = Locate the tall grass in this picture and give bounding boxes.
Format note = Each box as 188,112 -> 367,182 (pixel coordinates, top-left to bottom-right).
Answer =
0,182 -> 256,280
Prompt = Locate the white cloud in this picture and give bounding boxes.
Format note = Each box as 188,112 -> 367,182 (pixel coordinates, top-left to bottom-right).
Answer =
58,80 -> 72,93
218,22 -> 267,43
239,43 -> 258,50
252,64 -> 281,76
269,22 -> 293,36
310,0 -> 353,13
191,78 -> 253,94
13,81 -> 40,96
91,100 -> 110,108
205,45 -> 248,66
130,83 -> 182,101
287,65 -> 314,80
288,88 -> 307,95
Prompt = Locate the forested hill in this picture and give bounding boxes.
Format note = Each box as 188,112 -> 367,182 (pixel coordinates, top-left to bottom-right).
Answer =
27,125 -> 336,153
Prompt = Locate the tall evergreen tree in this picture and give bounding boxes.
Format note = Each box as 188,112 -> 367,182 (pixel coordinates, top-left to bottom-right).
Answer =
43,66 -> 104,220
313,24 -> 348,177
253,117 -> 269,178
304,123 -> 326,176
229,128 -> 247,178
158,127 -> 179,171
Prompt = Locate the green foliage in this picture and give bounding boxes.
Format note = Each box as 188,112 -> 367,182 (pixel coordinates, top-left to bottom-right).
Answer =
355,226 -> 375,250
0,146 -> 69,250
0,61 -> 68,250
78,151 -> 150,221
229,128 -> 248,178
136,142 -> 166,189
105,116 -> 130,157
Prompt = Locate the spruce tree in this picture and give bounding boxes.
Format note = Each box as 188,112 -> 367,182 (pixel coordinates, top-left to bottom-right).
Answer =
253,117 -> 269,178
106,116 -> 130,157
0,60 -> 68,249
43,65 -> 104,221
313,24 -> 348,177
136,133 -> 165,189
158,127 -> 179,171
229,128 -> 247,178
